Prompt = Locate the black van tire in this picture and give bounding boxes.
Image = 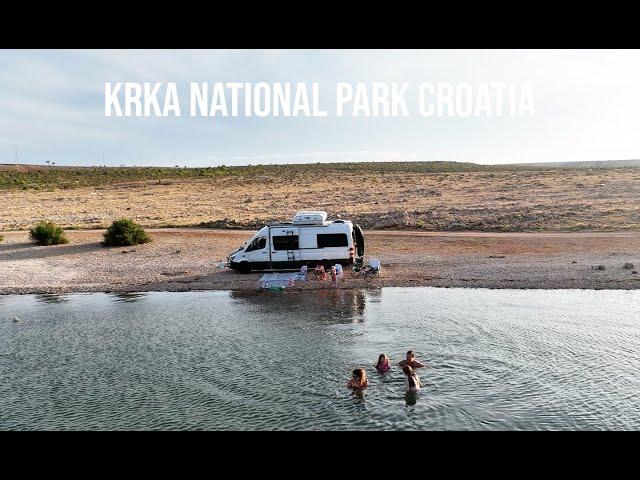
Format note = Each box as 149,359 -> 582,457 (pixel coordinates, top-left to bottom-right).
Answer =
238,262 -> 252,274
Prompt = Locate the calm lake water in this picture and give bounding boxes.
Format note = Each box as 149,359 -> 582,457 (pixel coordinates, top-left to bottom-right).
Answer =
1,288 -> 639,430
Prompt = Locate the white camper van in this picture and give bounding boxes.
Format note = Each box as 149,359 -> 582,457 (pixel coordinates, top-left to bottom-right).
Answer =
227,211 -> 365,273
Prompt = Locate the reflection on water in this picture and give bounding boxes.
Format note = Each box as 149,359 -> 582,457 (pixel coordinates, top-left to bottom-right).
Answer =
351,389 -> 367,402
34,294 -> 70,305
230,288 -> 369,323
366,288 -> 382,303
109,292 -> 148,303
0,287 -> 639,430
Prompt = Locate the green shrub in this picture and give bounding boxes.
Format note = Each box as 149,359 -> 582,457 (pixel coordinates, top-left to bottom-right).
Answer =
29,221 -> 69,245
103,218 -> 151,246
0,234 -> 4,243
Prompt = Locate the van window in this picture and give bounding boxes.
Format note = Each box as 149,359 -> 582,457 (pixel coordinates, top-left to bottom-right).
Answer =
272,235 -> 299,251
246,237 -> 266,252
317,233 -> 348,248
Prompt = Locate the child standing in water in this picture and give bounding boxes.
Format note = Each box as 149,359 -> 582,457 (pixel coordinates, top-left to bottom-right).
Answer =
402,365 -> 422,392
374,354 -> 391,373
346,368 -> 369,390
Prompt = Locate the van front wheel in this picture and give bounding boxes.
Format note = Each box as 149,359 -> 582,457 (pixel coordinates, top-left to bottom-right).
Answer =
238,263 -> 252,274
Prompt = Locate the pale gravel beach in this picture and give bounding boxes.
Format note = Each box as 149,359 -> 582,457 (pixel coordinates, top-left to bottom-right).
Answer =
1,229 -> 639,294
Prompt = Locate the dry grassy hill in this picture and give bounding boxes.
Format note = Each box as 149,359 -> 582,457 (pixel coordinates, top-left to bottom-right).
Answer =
1,162 -> 639,232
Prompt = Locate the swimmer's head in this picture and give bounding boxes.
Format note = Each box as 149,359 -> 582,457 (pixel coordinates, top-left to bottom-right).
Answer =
406,350 -> 415,361
377,354 -> 389,365
353,368 -> 366,383
402,365 -> 414,376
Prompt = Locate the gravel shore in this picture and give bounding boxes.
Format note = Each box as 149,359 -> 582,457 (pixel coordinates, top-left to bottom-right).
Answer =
1,229 -> 639,294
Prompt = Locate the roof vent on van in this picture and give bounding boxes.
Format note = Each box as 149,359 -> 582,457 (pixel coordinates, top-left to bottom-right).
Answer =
292,211 -> 327,225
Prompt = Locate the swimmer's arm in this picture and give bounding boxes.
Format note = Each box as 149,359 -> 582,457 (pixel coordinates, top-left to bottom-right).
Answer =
347,380 -> 363,389
413,360 -> 426,368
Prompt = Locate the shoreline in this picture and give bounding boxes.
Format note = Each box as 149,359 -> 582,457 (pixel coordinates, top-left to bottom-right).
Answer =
1,229 -> 639,294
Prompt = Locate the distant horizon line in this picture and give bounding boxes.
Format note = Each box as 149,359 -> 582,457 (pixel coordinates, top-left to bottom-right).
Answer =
2,158 -> 640,169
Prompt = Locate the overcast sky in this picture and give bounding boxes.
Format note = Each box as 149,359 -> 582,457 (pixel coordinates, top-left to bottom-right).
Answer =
1,49 -> 639,167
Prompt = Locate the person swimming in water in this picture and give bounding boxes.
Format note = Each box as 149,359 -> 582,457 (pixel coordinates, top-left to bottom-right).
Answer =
374,354 -> 391,373
398,349 -> 426,368
346,368 -> 369,390
402,365 -> 422,392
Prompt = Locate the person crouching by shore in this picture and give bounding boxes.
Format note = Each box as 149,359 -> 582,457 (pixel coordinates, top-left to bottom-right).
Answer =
402,365 -> 422,392
374,354 -> 391,373
398,349 -> 426,368
346,368 -> 369,390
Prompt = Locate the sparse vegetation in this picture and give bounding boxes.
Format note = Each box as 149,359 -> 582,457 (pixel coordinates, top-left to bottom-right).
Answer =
103,218 -> 151,246
29,221 -> 69,245
0,234 -> 3,242
2,161 -> 638,192
0,165 -> 235,191
1,162 -> 639,233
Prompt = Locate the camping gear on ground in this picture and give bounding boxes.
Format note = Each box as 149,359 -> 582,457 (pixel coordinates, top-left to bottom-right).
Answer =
260,272 -> 299,290
330,265 -> 337,284
351,257 -> 380,276
314,264 -> 327,280
264,284 -> 286,291
296,265 -> 308,281
335,264 -> 343,277
352,257 -> 364,272
363,258 -> 381,276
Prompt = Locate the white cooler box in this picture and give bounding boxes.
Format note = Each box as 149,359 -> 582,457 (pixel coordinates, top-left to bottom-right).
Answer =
292,211 -> 327,225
